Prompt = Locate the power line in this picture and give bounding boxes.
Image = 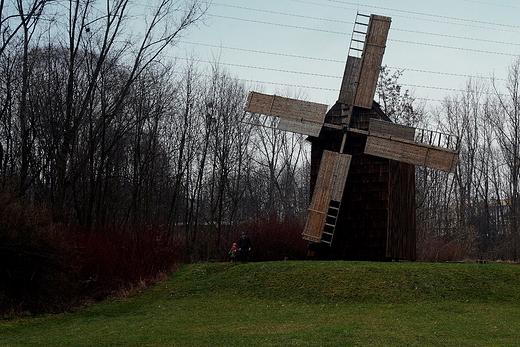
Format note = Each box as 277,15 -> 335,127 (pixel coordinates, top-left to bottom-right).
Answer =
393,39 -> 519,57
180,41 -> 344,63
212,3 -> 520,48
180,42 -> 507,82
210,14 -> 345,35
237,77 -> 445,102
209,14 -> 520,57
393,28 -> 519,47
324,0 -> 520,30
181,58 -> 498,102
459,0 -> 519,9
212,3 -> 348,24
289,0 -> 520,34
183,57 -> 497,97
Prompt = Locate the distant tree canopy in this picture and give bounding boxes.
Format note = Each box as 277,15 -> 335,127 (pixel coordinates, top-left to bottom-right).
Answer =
0,0 -> 311,263
1,1 -> 520,262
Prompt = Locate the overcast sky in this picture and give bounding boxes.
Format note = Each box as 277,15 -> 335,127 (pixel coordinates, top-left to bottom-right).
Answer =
177,0 -> 520,108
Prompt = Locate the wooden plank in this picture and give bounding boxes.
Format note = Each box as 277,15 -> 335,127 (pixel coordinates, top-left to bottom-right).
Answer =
330,153 -> 352,201
338,56 -> 361,105
369,118 -> 415,141
244,92 -> 328,137
354,15 -> 391,109
302,151 -> 352,242
278,117 -> 322,137
303,151 -> 336,242
364,135 -> 458,172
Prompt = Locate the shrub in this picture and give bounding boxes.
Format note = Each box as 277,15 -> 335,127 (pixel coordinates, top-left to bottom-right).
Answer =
0,194 -> 79,315
74,226 -> 184,301
0,190 -> 185,316
240,217 -> 308,262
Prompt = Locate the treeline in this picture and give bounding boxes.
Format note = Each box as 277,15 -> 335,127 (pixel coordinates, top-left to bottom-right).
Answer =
0,0 -> 309,314
406,58 -> 520,262
2,0 -> 520,315
0,0 -> 309,254
378,61 -> 520,262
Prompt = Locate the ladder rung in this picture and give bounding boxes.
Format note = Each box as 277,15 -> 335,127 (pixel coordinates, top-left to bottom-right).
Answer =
357,13 -> 370,18
353,30 -> 366,35
324,223 -> 336,227
328,206 -> 339,210
321,240 -> 331,244
351,39 -> 365,43
355,21 -> 369,26
322,231 -> 333,236
350,47 -> 363,52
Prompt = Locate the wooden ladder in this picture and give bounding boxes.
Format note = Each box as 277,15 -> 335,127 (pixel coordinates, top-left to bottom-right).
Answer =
348,13 -> 370,58
320,200 -> 341,245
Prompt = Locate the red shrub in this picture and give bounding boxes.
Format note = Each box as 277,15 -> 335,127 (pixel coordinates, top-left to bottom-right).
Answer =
0,197 -> 80,315
234,217 -> 308,262
71,226 -> 184,301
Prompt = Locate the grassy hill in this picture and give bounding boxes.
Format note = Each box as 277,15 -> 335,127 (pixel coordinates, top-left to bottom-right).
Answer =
2,261 -> 520,346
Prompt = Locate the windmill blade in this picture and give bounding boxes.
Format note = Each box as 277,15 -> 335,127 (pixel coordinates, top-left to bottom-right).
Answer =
364,119 -> 459,173
338,14 -> 391,109
302,151 -> 352,244
243,91 -> 328,137
338,55 -> 361,106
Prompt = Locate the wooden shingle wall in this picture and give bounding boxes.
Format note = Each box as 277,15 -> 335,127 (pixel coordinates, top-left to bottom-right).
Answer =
387,160 -> 416,259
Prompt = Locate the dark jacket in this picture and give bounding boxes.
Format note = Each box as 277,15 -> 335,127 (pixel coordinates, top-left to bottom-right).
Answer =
238,235 -> 251,250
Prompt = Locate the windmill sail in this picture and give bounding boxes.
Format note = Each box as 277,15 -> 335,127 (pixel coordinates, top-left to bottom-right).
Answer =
364,119 -> 459,173
338,14 -> 391,109
302,151 -> 352,244
243,92 -> 328,137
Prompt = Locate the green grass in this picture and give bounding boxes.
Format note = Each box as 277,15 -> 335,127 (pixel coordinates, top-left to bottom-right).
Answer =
2,261 -> 520,346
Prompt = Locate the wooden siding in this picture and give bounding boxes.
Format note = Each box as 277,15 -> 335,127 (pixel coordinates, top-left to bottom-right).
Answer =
364,134 -> 458,172
339,153 -> 389,259
386,160 -> 416,259
244,92 -> 328,137
303,150 -> 352,243
354,15 -> 391,109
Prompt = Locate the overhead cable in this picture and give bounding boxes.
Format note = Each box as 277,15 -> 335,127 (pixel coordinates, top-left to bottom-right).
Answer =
212,3 -> 520,47
289,0 -> 520,33
180,42 -> 507,81
209,14 -> 520,57
325,0 -> 520,30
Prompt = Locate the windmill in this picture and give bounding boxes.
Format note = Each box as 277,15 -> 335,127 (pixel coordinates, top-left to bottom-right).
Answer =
242,13 -> 459,260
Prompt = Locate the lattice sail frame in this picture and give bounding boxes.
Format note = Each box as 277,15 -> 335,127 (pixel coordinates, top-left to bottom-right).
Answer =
243,92 -> 328,137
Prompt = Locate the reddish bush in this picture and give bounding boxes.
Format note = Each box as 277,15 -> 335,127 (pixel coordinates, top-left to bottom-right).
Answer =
0,196 -> 80,315
73,226 -> 184,301
0,187 -> 185,315
235,217 -> 308,262
417,238 -> 470,262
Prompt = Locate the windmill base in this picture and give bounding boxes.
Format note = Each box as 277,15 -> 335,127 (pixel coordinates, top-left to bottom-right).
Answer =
306,241 -> 414,262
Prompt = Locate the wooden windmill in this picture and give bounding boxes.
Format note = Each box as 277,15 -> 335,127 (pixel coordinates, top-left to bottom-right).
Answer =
242,13 -> 459,260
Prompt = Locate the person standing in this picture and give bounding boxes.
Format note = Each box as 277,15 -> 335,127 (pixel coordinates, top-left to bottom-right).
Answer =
228,243 -> 238,263
237,232 -> 252,264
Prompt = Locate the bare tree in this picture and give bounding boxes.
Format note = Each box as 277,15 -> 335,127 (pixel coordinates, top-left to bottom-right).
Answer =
490,57 -> 520,260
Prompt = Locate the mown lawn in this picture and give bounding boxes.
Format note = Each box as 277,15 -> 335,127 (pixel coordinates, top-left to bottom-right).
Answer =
2,261 -> 520,346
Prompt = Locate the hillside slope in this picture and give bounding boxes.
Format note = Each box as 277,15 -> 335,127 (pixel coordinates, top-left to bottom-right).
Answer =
161,260 -> 520,303
3,261 -> 520,347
